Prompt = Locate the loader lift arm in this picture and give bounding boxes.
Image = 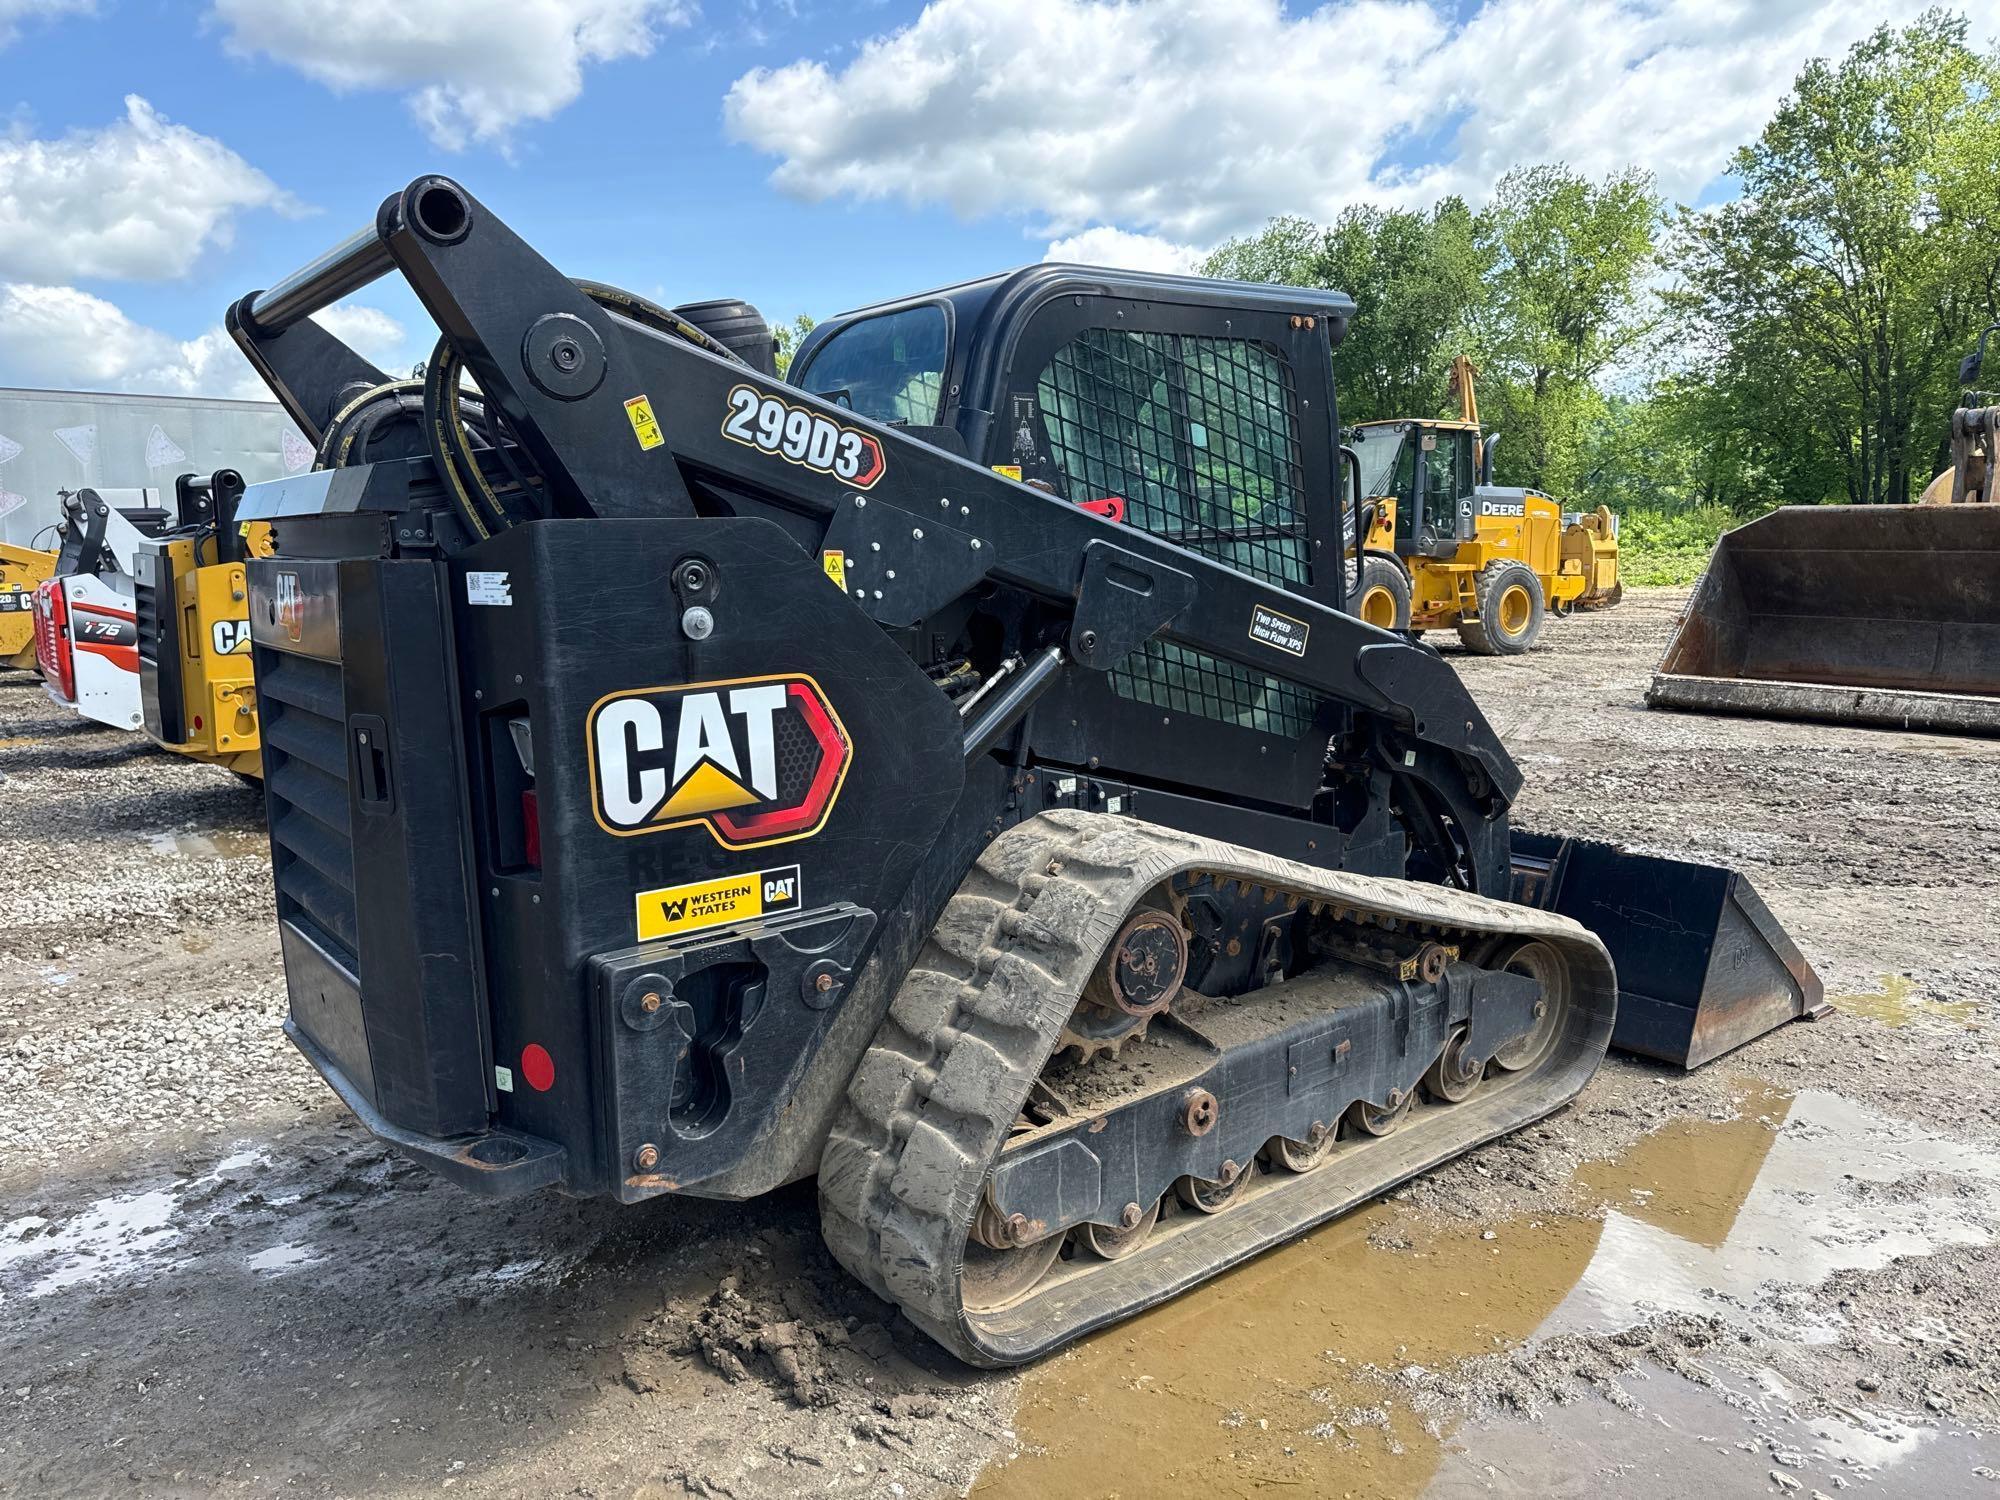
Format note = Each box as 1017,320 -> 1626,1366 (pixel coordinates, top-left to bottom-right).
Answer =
229,176 -> 1521,888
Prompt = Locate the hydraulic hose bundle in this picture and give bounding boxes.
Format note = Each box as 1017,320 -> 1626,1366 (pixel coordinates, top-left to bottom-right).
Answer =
316,280 -> 748,542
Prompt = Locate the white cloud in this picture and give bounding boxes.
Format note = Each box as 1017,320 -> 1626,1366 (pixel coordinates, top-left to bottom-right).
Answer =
313,304 -> 412,372
0,96 -> 300,284
0,0 -> 93,48
0,283 -> 405,398
726,0 -> 1936,244
1044,226 -> 1204,274
212,0 -> 695,150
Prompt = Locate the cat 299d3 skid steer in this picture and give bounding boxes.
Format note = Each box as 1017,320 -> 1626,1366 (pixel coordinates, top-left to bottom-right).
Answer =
226,178 -> 1818,1366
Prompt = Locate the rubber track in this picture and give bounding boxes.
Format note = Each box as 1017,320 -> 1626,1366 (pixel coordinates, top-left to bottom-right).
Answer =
817,809 -> 1615,1366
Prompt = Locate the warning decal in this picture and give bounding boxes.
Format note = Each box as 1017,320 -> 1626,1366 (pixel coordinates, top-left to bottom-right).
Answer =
624,395 -> 665,451
636,864 -> 802,941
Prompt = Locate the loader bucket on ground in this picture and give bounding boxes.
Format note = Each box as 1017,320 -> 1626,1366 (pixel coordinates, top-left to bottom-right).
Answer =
1510,833 -> 1825,1069
1647,505 -> 2000,735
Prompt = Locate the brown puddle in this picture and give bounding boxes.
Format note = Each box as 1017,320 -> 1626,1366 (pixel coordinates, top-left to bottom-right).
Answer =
143,829 -> 267,859
1572,1081 -> 1790,1250
973,1203 -> 1605,1500
1828,973 -> 1976,1029
976,1082 -> 2000,1499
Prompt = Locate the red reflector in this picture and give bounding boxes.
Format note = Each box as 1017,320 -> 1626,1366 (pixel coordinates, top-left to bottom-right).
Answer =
521,1044 -> 555,1092
192,714 -> 204,731
522,788 -> 542,869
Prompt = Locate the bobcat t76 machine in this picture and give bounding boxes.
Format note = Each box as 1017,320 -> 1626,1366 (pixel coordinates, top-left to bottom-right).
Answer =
227,177 -> 1817,1365
34,487 -> 167,729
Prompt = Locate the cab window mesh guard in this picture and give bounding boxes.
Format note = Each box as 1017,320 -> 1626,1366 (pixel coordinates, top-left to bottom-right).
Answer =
1038,329 -> 1311,588
1108,639 -> 1318,739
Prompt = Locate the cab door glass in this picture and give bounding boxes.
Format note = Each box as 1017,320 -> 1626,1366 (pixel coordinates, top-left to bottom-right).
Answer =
1423,430 -> 1462,538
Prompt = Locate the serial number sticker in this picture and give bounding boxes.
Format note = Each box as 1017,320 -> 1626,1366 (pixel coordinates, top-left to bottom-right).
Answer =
466,571 -> 512,606
1249,603 -> 1310,658
821,550 -> 847,590
625,394 -> 666,451
990,464 -> 1023,482
636,864 -> 803,942
721,384 -> 886,489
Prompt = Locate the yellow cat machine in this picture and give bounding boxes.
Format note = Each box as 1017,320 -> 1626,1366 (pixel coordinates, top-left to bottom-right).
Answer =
1,542 -> 56,669
1651,323 -> 2000,736
1347,357 -> 1620,653
133,469 -> 267,777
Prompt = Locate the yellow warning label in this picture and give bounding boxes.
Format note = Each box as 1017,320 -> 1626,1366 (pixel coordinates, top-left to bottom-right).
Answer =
991,464 -> 1023,482
624,395 -> 665,451
821,550 -> 847,589
635,863 -> 802,941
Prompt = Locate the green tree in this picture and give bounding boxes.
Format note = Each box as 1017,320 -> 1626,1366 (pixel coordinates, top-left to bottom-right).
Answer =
1471,164 -> 1661,494
1665,12 -> 2000,504
1203,214 -> 1323,287
1204,202 -> 1488,424
773,312 -> 817,376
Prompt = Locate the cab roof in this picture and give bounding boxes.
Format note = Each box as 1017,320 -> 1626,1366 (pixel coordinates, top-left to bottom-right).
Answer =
790,263 -> 1356,420
815,262 -> 1354,330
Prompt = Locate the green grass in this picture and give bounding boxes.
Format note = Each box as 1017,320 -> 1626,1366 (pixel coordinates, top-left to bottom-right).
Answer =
1616,503 -> 1737,587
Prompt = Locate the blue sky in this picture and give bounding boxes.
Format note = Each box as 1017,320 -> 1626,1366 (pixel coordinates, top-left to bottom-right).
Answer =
0,0 -> 1942,397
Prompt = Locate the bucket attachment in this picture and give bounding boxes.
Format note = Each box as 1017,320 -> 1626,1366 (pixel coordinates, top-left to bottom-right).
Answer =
1647,505 -> 2000,735
1510,833 -> 1825,1069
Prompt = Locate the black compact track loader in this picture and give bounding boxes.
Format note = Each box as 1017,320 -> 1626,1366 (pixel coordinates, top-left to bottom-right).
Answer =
226,177 -> 1819,1365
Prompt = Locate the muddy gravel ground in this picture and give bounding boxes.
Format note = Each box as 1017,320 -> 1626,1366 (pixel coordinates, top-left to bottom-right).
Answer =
3,587 -> 1998,1500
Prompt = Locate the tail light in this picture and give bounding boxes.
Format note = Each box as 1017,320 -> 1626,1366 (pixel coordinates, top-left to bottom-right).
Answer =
521,788 -> 542,870
33,581 -> 74,702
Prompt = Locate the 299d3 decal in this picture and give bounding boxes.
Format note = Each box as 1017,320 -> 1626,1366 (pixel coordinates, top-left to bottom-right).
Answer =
587,673 -> 853,848
720,385 -> 886,489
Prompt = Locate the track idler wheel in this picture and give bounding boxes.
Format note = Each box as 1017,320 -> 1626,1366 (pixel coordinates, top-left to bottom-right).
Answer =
1080,1197 -> 1162,1260
964,1200 -> 1066,1313
1490,940 -> 1571,1073
1423,1028 -> 1483,1103
961,1234 -> 1064,1313
1060,906 -> 1189,1060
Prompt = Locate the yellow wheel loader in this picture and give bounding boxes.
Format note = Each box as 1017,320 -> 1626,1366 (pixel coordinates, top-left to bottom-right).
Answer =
1,541 -> 56,670
1651,323 -> 2000,735
1347,357 -> 1620,653
134,470 -> 268,778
